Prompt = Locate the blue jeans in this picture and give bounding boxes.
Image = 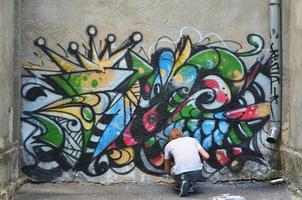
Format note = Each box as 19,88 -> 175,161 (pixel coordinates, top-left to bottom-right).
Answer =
173,169 -> 205,182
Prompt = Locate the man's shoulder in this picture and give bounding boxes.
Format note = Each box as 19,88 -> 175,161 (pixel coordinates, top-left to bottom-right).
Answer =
182,136 -> 197,142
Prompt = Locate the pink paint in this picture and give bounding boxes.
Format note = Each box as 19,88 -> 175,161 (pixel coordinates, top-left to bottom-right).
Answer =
107,142 -> 117,149
143,106 -> 159,132
122,123 -> 137,146
216,90 -> 228,103
144,84 -> 151,93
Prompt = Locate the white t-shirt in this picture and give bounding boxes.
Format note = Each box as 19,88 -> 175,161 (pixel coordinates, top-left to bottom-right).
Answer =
164,137 -> 203,175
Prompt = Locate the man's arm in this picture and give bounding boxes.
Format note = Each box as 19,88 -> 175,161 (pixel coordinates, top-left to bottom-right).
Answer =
198,147 -> 210,160
164,159 -> 171,174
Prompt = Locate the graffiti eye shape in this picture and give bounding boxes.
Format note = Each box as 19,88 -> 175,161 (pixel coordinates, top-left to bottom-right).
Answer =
147,115 -> 155,124
24,86 -> 47,101
82,106 -> 94,122
142,107 -> 159,133
197,90 -> 216,104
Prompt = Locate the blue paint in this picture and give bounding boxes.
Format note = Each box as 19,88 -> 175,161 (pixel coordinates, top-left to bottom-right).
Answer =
93,97 -> 131,157
174,120 -> 185,131
183,131 -> 190,137
159,50 -> 174,84
178,66 -> 197,83
202,135 -> 212,150
187,119 -> 199,132
213,129 -> 225,146
202,119 -> 215,135
218,121 -> 229,133
193,127 -> 202,143
214,112 -> 226,119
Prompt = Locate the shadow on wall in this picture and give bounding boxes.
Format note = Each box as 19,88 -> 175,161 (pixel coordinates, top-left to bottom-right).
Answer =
21,25 -> 275,182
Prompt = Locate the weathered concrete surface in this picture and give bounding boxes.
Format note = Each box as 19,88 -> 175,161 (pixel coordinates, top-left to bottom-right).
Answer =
281,0 -> 302,194
0,0 -> 21,199
14,182 -> 299,200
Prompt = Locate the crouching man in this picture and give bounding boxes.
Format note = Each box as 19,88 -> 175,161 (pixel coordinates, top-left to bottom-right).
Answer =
164,128 -> 210,197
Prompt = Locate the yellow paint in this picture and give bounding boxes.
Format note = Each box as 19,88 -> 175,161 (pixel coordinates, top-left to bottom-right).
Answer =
255,103 -> 270,116
172,37 -> 192,75
231,160 -> 239,168
160,69 -> 166,76
98,48 -> 128,70
48,51 -> 82,72
78,54 -> 103,72
233,70 -> 243,80
233,81 -> 243,89
138,67 -> 145,74
126,90 -> 139,106
174,73 -> 185,83
24,64 -> 61,71
41,107 -> 94,130
109,147 -> 134,165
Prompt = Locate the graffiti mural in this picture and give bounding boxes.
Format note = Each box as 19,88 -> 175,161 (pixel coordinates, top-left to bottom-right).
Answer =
21,25 -> 273,181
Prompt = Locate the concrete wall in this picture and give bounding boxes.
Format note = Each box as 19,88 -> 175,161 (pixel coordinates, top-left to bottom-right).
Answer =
0,0 -> 21,199
281,0 -> 302,194
19,0 -> 280,184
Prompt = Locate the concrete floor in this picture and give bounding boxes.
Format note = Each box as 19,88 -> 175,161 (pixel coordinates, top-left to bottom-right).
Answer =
14,182 -> 300,200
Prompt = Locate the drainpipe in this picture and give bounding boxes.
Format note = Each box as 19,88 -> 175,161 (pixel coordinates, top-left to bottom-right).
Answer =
267,0 -> 282,143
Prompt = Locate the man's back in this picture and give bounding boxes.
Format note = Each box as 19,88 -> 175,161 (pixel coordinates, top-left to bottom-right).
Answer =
164,137 -> 203,175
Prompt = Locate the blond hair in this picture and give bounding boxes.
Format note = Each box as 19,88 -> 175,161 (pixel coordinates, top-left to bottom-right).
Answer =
169,128 -> 184,141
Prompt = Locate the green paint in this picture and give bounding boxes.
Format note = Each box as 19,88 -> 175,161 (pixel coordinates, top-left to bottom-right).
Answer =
128,51 -> 153,87
33,115 -> 63,148
82,106 -> 94,122
180,104 -> 202,118
229,128 -> 241,145
83,75 -> 88,81
167,104 -> 175,113
240,122 -> 253,138
173,94 -> 184,103
145,138 -> 156,147
187,48 -> 244,82
50,76 -> 76,96
91,79 -> 98,87
83,129 -> 92,152
187,49 -> 219,70
64,72 -> 85,94
217,50 -> 244,81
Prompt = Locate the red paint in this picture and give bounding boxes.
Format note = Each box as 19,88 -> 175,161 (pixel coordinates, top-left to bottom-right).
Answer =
225,108 -> 247,119
150,154 -> 164,166
122,123 -> 137,146
203,79 -> 219,88
216,149 -> 230,166
225,103 -> 268,120
232,147 -> 242,155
